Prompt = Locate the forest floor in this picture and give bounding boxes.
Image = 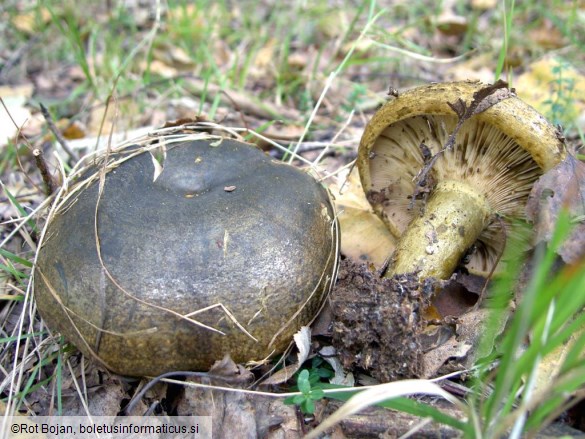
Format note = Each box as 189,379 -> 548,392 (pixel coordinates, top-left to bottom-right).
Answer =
1,1 -> 585,438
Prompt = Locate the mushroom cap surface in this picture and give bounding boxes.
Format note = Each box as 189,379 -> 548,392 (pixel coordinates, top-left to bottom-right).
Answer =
34,138 -> 338,376
358,81 -> 566,274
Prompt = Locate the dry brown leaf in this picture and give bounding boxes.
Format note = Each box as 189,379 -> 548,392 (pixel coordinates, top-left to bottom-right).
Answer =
11,7 -> 51,34
86,99 -> 140,137
254,39 -> 276,70
432,275 -> 482,318
208,354 -> 254,383
177,386 -> 299,437
435,0 -> 468,36
61,374 -> 128,416
287,52 -> 309,70
436,14 -> 468,36
152,43 -> 195,70
528,20 -> 567,50
533,322 -> 585,395
261,122 -> 305,141
258,326 -> 311,386
19,112 -> 45,139
329,168 -> 395,268
422,336 -> 471,378
57,119 -> 87,140
144,59 -> 178,78
526,154 -> 585,263
319,346 -> 355,387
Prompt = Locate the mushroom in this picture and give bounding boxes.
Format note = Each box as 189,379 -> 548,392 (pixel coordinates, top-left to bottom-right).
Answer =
358,80 -> 566,280
34,136 -> 338,376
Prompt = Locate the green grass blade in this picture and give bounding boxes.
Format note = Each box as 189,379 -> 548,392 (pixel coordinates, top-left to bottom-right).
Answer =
0,248 -> 33,268
494,0 -> 515,81
1,185 -> 37,232
0,332 -> 47,343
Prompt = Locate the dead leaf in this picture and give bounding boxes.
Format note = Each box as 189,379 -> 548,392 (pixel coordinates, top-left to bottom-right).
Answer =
526,154 -> 585,264
178,386 -> 299,438
208,354 -> 254,384
458,307 -> 510,367
152,42 -> 195,70
259,326 -> 311,386
319,346 -> 355,387
144,60 -> 178,78
258,122 -> 305,142
254,39 -> 276,70
316,10 -> 349,39
419,324 -> 456,353
12,8 -> 51,34
86,99 -> 140,137
436,14 -> 468,36
432,274 -> 483,318
61,373 -> 128,416
533,317 -> 585,395
422,336 -> 471,378
529,20 -> 566,50
58,119 -> 87,140
288,52 -> 309,70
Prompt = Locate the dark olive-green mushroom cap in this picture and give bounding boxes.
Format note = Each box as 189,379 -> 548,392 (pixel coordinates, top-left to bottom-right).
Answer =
35,138 -> 338,376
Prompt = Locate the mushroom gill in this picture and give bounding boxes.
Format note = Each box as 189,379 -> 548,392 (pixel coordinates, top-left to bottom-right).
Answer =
368,114 -> 542,275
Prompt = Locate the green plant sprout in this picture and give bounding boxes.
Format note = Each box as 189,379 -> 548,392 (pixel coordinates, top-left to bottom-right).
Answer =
285,369 -> 325,415
543,59 -> 577,132
284,357 -> 334,414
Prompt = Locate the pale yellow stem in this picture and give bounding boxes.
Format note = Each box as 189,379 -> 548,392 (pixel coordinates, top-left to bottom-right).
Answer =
386,180 -> 492,280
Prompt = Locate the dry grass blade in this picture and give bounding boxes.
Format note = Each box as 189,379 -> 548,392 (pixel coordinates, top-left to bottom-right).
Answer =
368,39 -> 474,63
305,379 -> 467,439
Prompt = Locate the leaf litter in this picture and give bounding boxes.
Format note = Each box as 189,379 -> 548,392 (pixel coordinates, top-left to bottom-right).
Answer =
2,2 -> 585,437
526,152 -> 585,264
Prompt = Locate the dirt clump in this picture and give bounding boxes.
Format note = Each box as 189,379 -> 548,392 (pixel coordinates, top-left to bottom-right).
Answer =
330,259 -> 431,382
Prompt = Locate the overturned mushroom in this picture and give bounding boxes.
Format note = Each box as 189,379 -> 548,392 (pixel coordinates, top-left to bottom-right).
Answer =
358,81 -> 566,280
34,136 -> 338,376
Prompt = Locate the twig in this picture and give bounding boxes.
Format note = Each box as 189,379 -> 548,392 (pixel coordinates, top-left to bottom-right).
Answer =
185,77 -> 299,121
39,103 -> 78,162
122,370 -> 249,415
32,148 -> 58,196
410,80 -> 514,209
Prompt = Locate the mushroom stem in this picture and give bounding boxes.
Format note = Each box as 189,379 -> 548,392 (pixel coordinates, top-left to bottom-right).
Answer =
385,180 -> 492,280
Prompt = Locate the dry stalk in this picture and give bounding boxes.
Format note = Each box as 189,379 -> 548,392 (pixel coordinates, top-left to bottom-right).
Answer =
32,148 -> 58,196
39,103 -> 77,162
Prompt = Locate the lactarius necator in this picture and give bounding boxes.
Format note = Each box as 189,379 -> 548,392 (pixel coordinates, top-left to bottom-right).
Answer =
358,81 -> 566,280
34,136 -> 338,376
